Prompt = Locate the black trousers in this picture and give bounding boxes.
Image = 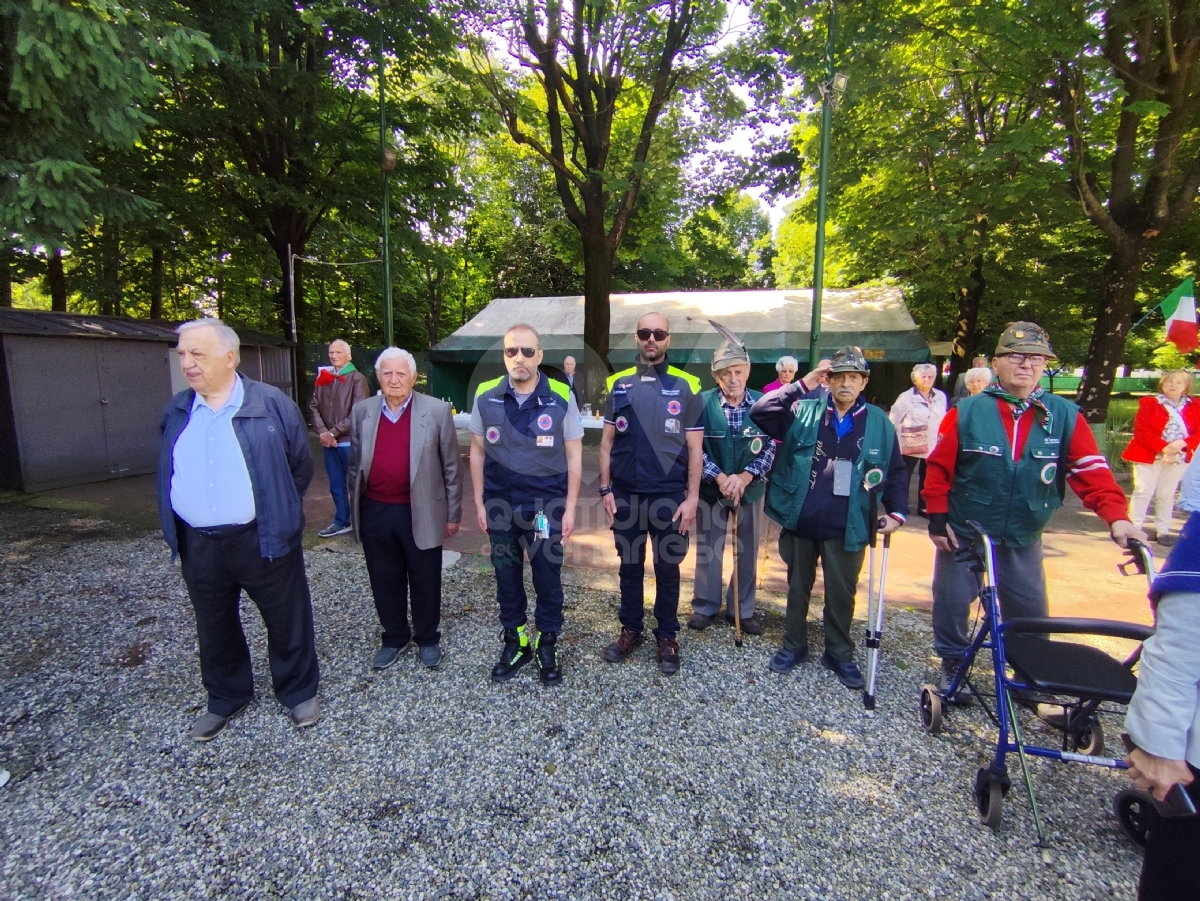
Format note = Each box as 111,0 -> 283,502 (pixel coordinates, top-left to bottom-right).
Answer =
1139,765 -> 1200,901
903,455 -> 928,514
360,498 -> 443,648
178,521 -> 320,717
610,490 -> 688,640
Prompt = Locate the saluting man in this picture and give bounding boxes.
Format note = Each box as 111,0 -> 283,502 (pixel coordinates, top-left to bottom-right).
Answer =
689,322 -> 775,634
599,312 -> 705,675
469,324 -> 583,685
751,346 -> 908,689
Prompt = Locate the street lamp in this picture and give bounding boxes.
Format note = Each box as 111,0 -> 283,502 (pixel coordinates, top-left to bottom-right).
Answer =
808,1 -> 846,368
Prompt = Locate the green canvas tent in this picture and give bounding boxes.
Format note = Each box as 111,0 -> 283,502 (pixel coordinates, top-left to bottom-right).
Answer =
429,287 -> 930,409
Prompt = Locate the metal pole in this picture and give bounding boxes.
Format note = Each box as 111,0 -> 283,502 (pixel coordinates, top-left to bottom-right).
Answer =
379,30 -> 393,348
808,1 -> 837,367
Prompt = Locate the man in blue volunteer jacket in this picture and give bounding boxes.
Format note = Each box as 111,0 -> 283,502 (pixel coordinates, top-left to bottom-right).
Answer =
751,345 -> 908,689
469,324 -> 583,685
598,312 -> 705,675
158,319 -> 320,742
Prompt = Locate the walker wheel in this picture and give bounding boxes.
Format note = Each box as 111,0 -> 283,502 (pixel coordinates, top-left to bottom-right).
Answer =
975,768 -> 1004,829
1069,717 -> 1104,757
1113,788 -> 1152,849
919,684 -> 943,733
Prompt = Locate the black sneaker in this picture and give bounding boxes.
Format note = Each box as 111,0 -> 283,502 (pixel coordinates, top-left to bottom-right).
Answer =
821,651 -> 865,690
491,625 -> 533,682
318,522 -> 352,538
603,628 -> 643,663
536,631 -> 563,686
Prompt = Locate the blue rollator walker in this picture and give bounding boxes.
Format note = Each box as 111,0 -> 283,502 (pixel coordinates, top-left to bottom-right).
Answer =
919,521 -> 1155,845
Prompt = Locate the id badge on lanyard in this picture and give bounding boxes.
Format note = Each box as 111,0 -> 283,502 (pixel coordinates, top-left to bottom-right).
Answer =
832,459 -> 854,497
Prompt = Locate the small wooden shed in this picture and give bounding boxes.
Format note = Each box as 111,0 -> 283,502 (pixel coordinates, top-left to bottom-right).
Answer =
0,310 -> 294,492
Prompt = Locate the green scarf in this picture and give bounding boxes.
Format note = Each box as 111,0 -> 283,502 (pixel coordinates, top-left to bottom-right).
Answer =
984,384 -> 1052,430
336,362 -> 358,375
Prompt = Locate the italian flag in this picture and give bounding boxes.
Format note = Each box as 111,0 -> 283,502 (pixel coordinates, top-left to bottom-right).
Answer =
1162,277 -> 1198,353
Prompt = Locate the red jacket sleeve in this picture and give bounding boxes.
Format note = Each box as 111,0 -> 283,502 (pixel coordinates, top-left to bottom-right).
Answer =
1065,411 -> 1130,525
1185,398 -> 1200,457
921,407 -> 959,515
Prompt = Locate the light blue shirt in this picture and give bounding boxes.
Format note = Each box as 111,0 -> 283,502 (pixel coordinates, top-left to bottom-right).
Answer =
381,392 -> 414,424
170,376 -> 256,528
1180,454 -> 1200,513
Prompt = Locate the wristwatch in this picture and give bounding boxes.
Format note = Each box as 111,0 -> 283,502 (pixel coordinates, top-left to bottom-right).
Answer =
598,485 -> 613,496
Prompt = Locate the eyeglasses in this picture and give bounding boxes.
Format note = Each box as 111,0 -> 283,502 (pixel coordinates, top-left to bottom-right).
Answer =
636,328 -> 669,341
504,346 -> 537,359
997,353 -> 1047,366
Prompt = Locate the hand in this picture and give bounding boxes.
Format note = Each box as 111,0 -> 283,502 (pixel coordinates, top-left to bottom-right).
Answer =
1126,747 -> 1195,802
721,472 -> 750,503
673,497 -> 699,535
561,505 -> 576,542
1110,520 -> 1147,549
602,492 -> 617,526
475,500 -> 487,533
320,431 -> 337,448
444,522 -> 460,539
879,514 -> 902,535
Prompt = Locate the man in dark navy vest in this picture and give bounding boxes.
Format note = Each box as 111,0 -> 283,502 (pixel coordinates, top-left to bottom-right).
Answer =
689,327 -> 775,635
924,322 -> 1143,696
469,324 -> 583,685
599,312 -> 705,675
751,345 -> 908,689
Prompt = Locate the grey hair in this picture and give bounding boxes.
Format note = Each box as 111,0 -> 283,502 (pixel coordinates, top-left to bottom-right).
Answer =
177,318 -> 240,365
329,339 -> 351,358
964,366 -> 993,387
505,323 -> 541,346
912,363 -> 937,377
375,347 -> 416,376
776,355 -> 799,373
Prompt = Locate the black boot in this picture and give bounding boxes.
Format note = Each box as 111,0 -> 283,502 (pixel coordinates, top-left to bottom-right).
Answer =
491,624 -> 533,683
536,631 -> 563,686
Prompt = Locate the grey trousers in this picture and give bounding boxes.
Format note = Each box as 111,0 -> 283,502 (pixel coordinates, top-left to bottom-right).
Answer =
691,496 -> 764,618
777,531 -> 865,662
931,539 -> 1049,660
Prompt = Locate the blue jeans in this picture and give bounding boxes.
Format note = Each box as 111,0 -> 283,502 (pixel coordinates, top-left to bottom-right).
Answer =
324,445 -> 351,527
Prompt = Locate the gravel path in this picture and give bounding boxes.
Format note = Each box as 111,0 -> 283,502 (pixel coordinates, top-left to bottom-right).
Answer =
0,505 -> 1144,899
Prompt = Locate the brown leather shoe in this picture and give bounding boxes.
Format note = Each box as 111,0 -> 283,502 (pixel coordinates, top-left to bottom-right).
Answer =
656,638 -> 680,675
602,628 -> 643,663
687,611 -> 715,631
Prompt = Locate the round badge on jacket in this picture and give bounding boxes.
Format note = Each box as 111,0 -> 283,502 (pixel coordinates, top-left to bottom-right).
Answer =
666,399 -> 682,416
537,413 -> 553,431
615,415 -> 629,433
1040,462 -> 1057,484
485,426 -> 501,444
749,437 -> 763,455
864,467 -> 883,488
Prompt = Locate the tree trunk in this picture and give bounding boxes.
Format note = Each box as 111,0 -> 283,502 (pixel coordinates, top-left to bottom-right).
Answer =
1076,236 -> 1145,423
0,246 -> 11,307
99,217 -> 121,316
948,221 -> 987,386
271,240 -> 307,407
580,225 -> 614,405
426,262 -> 445,350
149,246 -> 164,319
47,249 -> 67,311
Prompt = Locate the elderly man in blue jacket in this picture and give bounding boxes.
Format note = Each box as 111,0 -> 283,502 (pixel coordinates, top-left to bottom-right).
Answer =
158,319 -> 320,742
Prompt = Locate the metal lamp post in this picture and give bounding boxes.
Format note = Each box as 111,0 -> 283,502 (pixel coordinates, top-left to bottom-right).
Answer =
809,0 -> 847,367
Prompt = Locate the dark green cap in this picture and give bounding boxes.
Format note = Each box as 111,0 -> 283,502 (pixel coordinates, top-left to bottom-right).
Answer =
829,345 -> 870,374
995,321 -> 1055,358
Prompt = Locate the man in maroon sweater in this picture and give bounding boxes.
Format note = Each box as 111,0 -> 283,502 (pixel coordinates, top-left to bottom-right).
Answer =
347,348 -> 462,670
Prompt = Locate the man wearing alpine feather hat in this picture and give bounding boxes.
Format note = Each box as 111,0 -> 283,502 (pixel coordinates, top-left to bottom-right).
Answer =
750,346 -> 908,688
688,321 -> 776,635
923,322 -> 1143,697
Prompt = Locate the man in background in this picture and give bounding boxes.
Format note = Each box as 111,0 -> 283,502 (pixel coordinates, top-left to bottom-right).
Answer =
310,339 -> 369,538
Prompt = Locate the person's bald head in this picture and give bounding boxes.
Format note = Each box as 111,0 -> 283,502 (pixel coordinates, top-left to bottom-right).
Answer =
635,312 -> 670,364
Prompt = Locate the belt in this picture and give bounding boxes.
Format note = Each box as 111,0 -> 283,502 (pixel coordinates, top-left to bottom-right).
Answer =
186,520 -> 257,538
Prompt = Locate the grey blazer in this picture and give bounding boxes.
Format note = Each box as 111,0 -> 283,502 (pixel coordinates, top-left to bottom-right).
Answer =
347,392 -> 463,550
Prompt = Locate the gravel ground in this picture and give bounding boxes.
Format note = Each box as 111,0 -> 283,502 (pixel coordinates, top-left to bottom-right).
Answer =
0,504 -> 1145,900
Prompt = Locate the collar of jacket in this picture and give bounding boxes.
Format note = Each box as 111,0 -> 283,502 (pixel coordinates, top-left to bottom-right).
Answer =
635,357 -> 670,377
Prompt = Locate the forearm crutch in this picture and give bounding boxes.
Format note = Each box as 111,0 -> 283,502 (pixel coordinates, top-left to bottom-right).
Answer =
863,489 -> 889,709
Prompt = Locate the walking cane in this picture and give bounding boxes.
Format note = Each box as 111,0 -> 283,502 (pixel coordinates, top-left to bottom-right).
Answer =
730,501 -> 743,648
862,487 -> 890,709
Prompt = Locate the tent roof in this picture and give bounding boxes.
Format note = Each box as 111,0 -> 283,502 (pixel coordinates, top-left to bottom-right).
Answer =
430,287 -> 929,365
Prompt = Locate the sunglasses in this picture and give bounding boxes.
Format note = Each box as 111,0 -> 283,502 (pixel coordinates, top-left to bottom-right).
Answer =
636,328 -> 669,341
504,346 -> 537,359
